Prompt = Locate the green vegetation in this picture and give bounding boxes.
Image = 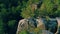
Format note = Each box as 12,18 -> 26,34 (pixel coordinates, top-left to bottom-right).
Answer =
19,28 -> 42,34
19,30 -> 27,34
20,0 -> 60,18
0,0 -> 60,34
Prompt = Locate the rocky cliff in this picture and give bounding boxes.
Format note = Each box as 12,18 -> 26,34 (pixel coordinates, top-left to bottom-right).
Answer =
16,18 -> 58,34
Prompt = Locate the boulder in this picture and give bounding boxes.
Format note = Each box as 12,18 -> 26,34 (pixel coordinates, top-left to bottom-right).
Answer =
56,17 -> 60,34
16,18 -> 45,34
16,19 -> 28,34
16,18 -> 58,34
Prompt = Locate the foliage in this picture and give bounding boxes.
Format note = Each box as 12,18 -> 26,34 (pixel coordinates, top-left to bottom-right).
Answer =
19,30 -> 28,34
8,20 -> 16,27
20,0 -> 60,18
37,0 -> 60,18
0,0 -> 22,34
0,0 -> 60,34
21,0 -> 41,18
0,19 -> 4,34
19,27 -> 42,34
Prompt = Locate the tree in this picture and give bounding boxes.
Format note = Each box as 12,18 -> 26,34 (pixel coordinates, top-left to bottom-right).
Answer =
0,1 -> 22,34
0,19 -> 4,34
21,0 -> 41,18
21,0 -> 60,18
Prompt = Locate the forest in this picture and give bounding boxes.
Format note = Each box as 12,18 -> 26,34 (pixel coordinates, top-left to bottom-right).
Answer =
0,0 -> 60,34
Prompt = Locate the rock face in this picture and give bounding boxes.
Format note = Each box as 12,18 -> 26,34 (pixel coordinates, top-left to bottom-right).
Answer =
56,17 -> 60,34
16,18 -> 58,34
16,19 -> 28,34
42,18 -> 58,33
16,18 -> 45,34
41,30 -> 53,34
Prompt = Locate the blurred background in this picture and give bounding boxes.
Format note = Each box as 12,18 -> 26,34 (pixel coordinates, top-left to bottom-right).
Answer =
0,0 -> 60,34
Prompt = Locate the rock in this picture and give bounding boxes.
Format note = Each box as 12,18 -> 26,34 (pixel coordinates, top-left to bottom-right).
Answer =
41,30 -> 53,34
42,18 -> 58,33
36,18 -> 45,30
16,19 -> 28,34
56,17 -> 60,34
16,18 -> 58,34
16,18 -> 45,34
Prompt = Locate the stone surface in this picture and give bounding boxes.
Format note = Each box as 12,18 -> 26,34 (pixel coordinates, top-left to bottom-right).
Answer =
16,19 -> 28,34
16,18 -> 58,34
56,17 -> 60,34
41,30 -> 53,34
16,18 -> 45,34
